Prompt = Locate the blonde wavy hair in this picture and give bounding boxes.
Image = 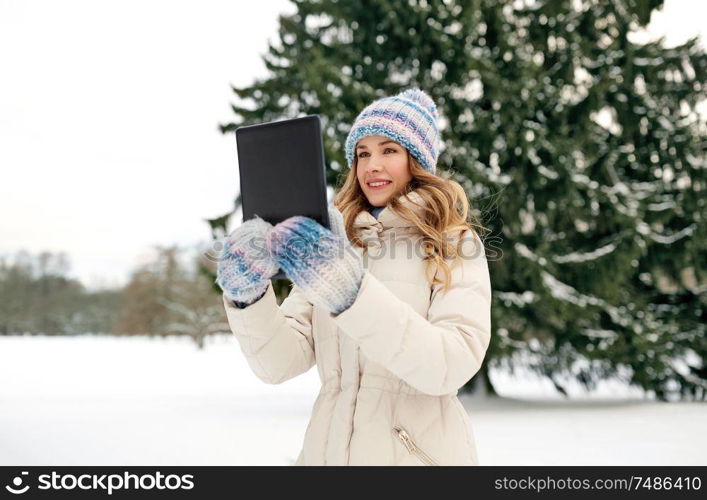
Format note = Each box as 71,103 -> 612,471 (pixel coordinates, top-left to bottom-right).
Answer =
332,150 -> 488,292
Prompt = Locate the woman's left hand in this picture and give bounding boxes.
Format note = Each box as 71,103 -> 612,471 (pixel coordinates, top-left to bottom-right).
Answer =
267,210 -> 364,315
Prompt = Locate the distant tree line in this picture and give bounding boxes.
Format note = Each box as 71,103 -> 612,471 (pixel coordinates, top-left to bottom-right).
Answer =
0,246 -> 231,349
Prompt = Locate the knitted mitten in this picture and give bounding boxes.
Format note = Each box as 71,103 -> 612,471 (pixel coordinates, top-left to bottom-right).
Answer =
268,214 -> 364,315
215,215 -> 280,307
327,203 -> 347,240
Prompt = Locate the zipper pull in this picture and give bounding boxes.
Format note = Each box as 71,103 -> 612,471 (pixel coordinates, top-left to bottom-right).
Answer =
393,425 -> 439,466
394,426 -> 415,454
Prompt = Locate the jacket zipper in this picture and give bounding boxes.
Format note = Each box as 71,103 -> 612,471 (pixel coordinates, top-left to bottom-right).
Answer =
393,425 -> 439,466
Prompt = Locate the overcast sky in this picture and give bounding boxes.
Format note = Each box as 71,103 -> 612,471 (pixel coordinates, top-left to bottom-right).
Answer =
1,0 -> 705,290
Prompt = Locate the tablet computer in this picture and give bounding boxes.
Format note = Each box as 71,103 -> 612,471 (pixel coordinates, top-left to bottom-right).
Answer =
235,114 -> 330,280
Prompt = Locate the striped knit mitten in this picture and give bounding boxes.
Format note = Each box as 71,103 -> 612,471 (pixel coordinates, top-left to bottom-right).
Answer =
215,215 -> 280,307
267,215 -> 364,315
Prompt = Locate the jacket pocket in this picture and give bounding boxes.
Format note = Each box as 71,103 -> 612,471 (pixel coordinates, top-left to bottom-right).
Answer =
392,425 -> 439,466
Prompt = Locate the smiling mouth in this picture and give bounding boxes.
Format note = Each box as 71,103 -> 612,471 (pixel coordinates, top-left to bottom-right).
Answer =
367,181 -> 392,188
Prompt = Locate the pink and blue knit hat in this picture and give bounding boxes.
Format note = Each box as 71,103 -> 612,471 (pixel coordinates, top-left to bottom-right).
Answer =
344,88 -> 440,174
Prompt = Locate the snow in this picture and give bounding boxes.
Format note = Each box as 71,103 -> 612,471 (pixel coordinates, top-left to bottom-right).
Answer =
647,200 -> 677,211
541,270 -> 605,307
537,165 -> 559,179
648,222 -> 697,244
552,240 -> 619,264
0,334 -> 704,466
496,291 -> 537,307
514,242 -> 548,266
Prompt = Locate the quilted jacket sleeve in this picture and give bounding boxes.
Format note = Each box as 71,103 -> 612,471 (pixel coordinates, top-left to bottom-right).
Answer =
329,229 -> 492,396
222,281 -> 316,384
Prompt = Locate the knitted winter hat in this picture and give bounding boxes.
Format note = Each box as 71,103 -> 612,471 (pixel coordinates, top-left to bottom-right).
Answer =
344,88 -> 440,174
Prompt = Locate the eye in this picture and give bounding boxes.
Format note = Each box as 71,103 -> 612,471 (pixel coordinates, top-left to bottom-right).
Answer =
357,148 -> 396,158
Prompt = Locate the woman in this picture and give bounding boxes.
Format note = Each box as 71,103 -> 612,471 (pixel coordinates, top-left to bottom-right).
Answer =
216,88 -> 492,466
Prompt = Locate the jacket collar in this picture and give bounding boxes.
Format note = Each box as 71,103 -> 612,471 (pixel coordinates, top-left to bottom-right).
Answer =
352,190 -> 427,241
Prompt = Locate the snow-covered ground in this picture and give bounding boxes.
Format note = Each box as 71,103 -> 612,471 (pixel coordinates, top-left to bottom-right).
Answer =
0,334 -> 704,465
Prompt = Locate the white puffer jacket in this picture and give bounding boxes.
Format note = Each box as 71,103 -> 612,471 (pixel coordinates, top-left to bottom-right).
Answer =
222,190 -> 492,465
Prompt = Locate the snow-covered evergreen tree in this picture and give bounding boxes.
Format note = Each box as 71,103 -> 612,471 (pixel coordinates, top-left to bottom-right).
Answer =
211,0 -> 706,400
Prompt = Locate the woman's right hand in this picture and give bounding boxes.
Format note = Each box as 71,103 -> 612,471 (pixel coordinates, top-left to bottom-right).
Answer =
215,215 -> 280,306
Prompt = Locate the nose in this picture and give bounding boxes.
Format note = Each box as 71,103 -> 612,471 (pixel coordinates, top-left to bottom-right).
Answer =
365,158 -> 384,173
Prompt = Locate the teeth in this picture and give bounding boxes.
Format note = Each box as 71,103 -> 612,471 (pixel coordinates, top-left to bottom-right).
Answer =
369,181 -> 391,187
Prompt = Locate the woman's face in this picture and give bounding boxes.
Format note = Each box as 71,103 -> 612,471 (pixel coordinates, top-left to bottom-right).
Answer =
355,135 -> 413,207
